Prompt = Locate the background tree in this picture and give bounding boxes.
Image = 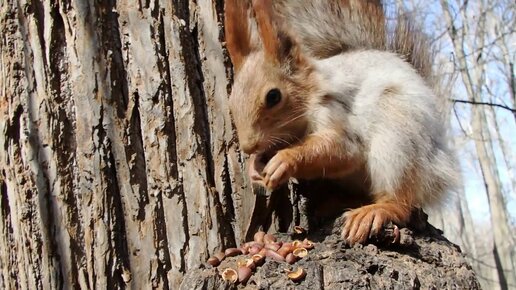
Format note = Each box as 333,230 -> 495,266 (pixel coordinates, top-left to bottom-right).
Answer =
389,0 -> 516,289
440,1 -> 515,288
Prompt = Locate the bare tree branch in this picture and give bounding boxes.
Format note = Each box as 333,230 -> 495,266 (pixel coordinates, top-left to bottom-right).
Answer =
451,99 -> 516,113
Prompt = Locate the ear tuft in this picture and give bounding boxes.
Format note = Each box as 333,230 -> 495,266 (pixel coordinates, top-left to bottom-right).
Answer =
252,0 -> 278,60
225,0 -> 252,72
253,0 -> 305,71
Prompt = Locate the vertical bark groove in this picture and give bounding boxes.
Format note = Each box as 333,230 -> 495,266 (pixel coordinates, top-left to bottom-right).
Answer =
126,92 -> 150,221
103,149 -> 131,290
98,0 -> 129,118
158,16 -> 181,199
29,0 -> 47,70
152,197 -> 172,289
218,155 -> 238,248
0,178 -> 19,290
175,6 -> 216,189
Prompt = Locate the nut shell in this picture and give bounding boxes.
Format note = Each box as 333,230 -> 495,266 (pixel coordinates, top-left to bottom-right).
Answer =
282,242 -> 292,248
214,252 -> 225,261
286,267 -> 306,282
247,241 -> 265,248
263,233 -> 277,244
293,247 -> 308,258
258,248 -> 268,257
293,226 -> 306,234
237,258 -> 247,268
240,244 -> 250,255
221,268 -> 238,283
285,253 -> 297,264
302,239 -> 314,250
251,254 -> 265,266
264,243 -> 281,252
237,258 -> 256,270
249,245 -> 262,255
277,244 -> 294,258
265,249 -> 285,262
246,259 -> 256,270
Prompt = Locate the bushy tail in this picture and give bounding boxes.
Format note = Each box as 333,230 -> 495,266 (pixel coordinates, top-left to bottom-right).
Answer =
387,11 -> 454,120
274,0 -> 386,58
389,16 -> 434,81
273,0 -> 434,83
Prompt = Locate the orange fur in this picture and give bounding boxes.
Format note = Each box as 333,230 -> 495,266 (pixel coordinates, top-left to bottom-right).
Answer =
224,0 -> 252,72
252,0 -> 279,61
253,0 -> 309,69
261,130 -> 363,190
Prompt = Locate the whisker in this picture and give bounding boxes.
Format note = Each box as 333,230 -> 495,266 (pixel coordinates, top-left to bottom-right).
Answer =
270,135 -> 295,147
277,112 -> 307,129
274,133 -> 301,143
266,133 -> 302,150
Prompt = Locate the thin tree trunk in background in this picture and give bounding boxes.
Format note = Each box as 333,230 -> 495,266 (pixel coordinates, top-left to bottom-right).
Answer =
496,28 -> 516,124
439,1 -> 516,289
0,1 -> 266,288
486,99 -> 516,198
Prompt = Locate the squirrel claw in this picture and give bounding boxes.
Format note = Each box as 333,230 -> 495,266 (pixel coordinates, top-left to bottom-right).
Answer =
341,205 -> 390,245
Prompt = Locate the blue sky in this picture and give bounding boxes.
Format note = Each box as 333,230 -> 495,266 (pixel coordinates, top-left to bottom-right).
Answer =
430,0 -> 516,225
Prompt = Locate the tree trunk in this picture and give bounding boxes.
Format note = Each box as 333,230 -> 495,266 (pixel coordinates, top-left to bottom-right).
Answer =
0,1 -> 262,289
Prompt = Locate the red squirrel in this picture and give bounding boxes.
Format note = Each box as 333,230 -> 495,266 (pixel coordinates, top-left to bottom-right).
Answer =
224,0 -> 457,245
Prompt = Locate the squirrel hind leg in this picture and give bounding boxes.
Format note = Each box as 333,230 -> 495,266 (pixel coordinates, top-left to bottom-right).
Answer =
341,194 -> 413,245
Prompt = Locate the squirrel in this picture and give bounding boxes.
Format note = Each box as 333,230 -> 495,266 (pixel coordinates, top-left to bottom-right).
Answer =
224,0 -> 458,245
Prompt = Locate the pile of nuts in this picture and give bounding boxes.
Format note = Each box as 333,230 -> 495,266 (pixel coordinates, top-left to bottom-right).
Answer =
206,229 -> 314,284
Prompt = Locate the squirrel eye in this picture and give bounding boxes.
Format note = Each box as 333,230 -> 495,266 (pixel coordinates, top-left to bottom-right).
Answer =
265,88 -> 282,108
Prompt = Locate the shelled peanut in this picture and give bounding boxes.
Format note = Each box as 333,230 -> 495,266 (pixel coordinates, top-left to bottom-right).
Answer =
207,229 -> 315,284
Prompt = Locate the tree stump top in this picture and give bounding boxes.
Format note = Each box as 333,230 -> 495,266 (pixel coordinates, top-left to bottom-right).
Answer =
180,213 -> 481,289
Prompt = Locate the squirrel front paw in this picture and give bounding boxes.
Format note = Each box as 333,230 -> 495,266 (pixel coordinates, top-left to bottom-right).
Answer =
262,149 -> 298,190
342,205 -> 388,245
341,203 -> 410,245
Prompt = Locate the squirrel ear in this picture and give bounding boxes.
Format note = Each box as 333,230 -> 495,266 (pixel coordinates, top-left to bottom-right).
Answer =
225,0 -> 252,72
252,0 -> 277,60
253,0 -> 304,70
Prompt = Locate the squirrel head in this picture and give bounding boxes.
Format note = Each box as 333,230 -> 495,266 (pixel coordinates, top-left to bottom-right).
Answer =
225,0 -> 318,155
